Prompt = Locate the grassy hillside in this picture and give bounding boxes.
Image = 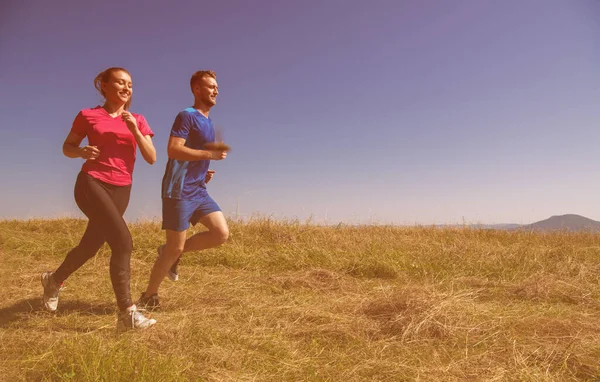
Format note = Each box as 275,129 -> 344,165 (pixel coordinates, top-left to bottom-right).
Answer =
1,218 -> 600,381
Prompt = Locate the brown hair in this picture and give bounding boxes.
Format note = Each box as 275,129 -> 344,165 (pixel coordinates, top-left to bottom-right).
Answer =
190,70 -> 217,93
93,67 -> 132,110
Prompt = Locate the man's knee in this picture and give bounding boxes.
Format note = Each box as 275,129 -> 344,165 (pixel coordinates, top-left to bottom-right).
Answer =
164,243 -> 185,257
213,226 -> 229,244
165,229 -> 188,257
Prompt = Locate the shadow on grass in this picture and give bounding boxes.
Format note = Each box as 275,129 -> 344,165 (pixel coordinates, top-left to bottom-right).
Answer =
0,298 -> 115,327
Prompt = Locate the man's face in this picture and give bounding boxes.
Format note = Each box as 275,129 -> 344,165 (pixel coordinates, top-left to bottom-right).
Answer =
194,75 -> 219,107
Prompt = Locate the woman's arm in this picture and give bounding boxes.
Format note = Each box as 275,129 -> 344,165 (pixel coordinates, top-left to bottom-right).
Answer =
63,132 -> 100,160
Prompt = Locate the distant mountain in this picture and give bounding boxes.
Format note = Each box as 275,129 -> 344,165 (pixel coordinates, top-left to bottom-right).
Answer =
519,214 -> 600,232
432,214 -> 600,232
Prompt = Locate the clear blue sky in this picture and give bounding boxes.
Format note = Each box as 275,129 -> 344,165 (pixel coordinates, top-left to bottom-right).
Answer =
1,0 -> 599,225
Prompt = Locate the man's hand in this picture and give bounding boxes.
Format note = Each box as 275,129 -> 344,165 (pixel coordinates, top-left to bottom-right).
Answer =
209,150 -> 227,160
205,170 -> 215,183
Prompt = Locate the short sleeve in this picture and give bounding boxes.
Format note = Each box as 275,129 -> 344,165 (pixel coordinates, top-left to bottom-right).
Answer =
170,111 -> 192,139
136,114 -> 154,137
69,111 -> 88,137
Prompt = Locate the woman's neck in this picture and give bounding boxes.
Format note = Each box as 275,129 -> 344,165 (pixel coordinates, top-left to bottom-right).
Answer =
102,101 -> 126,117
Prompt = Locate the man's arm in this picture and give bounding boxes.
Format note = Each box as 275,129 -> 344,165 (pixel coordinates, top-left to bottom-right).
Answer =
167,136 -> 227,161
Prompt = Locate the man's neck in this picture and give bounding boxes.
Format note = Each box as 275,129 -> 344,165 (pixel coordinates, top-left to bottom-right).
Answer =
193,102 -> 211,118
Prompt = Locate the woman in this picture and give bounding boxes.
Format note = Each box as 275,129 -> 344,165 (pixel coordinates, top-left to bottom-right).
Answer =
41,67 -> 157,331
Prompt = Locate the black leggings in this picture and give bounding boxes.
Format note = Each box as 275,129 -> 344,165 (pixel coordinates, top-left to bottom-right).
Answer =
53,172 -> 133,311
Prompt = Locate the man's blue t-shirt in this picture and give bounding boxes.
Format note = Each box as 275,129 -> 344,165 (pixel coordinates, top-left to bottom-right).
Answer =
161,108 -> 215,200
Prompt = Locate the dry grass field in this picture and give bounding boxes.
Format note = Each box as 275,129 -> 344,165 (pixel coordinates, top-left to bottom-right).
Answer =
1,218 -> 600,381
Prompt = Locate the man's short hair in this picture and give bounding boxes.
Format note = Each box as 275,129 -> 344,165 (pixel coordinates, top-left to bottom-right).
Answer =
190,70 -> 217,91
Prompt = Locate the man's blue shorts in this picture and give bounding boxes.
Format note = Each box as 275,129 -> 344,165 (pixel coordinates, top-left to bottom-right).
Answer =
162,195 -> 221,232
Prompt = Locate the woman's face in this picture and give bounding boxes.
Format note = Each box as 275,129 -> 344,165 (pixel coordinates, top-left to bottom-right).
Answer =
101,70 -> 132,106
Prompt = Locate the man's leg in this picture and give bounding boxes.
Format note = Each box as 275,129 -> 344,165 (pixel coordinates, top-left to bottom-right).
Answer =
143,229 -> 187,297
182,211 -> 229,253
141,211 -> 228,298
167,196 -> 228,280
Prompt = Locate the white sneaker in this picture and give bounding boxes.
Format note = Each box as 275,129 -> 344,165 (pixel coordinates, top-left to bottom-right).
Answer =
41,272 -> 64,312
116,305 -> 156,332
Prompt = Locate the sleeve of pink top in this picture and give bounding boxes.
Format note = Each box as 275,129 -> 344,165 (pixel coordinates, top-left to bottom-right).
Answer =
137,115 -> 155,137
69,111 -> 88,137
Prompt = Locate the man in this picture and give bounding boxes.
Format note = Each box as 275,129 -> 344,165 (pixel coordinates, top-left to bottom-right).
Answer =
138,70 -> 229,309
